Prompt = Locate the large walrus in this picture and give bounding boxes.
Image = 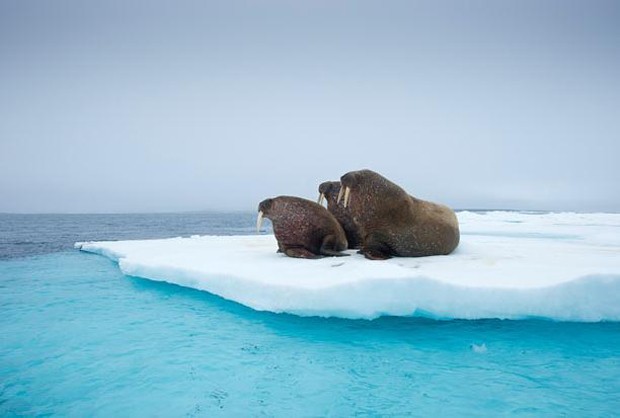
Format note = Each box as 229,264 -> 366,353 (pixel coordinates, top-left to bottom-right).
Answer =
318,181 -> 362,249
338,169 -> 460,260
257,196 -> 349,259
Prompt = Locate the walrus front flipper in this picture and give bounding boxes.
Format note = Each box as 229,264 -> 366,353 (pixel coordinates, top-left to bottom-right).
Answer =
362,249 -> 391,260
362,232 -> 393,260
284,247 -> 322,259
319,234 -> 350,257
320,248 -> 350,257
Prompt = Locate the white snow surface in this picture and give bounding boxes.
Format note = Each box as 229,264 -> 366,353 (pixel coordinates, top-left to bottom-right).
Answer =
76,211 -> 620,321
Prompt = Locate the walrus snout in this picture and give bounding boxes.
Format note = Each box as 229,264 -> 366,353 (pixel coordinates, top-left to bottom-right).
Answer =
258,198 -> 274,214
339,172 -> 361,208
257,198 -> 274,232
340,169 -> 373,185
318,182 -> 333,194
339,169 -> 379,208
339,172 -> 355,187
317,181 -> 340,205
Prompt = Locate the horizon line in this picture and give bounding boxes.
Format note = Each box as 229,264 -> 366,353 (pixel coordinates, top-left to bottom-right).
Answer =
2,208 -> 619,216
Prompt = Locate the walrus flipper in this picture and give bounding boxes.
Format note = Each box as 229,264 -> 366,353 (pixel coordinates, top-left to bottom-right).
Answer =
320,248 -> 350,257
319,234 -> 350,257
362,249 -> 392,260
284,247 -> 322,259
362,232 -> 393,260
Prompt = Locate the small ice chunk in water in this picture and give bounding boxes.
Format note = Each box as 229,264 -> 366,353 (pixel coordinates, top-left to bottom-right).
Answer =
471,343 -> 488,353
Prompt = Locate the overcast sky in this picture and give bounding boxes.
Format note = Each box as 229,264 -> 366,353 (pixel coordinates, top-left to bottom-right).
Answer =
1,0 -> 618,213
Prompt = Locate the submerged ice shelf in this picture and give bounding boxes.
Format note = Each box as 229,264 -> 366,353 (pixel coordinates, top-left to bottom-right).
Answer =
76,212 -> 620,321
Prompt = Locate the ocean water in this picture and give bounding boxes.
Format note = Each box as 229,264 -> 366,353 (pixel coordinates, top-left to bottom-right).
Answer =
1,213 -> 619,417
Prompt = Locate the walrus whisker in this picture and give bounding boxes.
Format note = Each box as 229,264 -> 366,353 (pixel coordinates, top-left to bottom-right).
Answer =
337,187 -> 344,204
256,210 -> 264,232
317,193 -> 325,205
343,186 -> 351,208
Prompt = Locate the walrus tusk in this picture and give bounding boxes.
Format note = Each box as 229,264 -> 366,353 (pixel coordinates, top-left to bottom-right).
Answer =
337,187 -> 344,204
256,210 -> 264,232
343,186 -> 351,208
317,193 -> 325,205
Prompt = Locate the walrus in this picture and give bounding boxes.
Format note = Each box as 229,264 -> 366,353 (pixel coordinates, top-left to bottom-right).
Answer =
256,196 -> 349,259
318,181 -> 362,249
338,169 -> 460,260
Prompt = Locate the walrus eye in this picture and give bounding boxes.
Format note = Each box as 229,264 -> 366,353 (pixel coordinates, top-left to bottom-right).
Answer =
256,210 -> 264,232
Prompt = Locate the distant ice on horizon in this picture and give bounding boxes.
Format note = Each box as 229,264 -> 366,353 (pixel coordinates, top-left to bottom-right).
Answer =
76,211 -> 620,321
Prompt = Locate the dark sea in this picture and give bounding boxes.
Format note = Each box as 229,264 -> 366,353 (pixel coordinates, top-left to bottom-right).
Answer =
0,212 -> 257,260
1,212 -> 619,417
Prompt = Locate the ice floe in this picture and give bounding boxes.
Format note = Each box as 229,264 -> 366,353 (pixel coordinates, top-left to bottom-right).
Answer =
76,211 -> 620,321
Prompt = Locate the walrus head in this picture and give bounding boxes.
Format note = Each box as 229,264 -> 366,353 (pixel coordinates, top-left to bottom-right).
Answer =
317,181 -> 341,206
339,169 -> 407,211
338,169 -> 384,208
256,198 -> 274,232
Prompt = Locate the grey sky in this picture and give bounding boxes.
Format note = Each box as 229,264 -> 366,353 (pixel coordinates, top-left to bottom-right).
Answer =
1,0 -> 619,213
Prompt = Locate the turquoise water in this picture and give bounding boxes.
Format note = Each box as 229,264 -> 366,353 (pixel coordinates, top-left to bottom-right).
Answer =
1,213 -> 619,416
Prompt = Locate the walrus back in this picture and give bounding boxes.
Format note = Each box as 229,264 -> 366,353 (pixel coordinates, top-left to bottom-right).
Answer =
361,196 -> 459,257
407,197 -> 460,255
270,196 -> 349,254
339,169 -> 460,258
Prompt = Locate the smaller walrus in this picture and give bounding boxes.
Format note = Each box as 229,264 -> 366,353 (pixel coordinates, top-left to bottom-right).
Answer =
257,196 -> 349,259
339,169 -> 460,260
318,181 -> 362,249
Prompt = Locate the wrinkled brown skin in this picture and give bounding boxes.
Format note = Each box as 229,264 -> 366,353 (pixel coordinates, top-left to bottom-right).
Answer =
318,181 -> 362,249
258,196 -> 349,259
340,169 -> 460,260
